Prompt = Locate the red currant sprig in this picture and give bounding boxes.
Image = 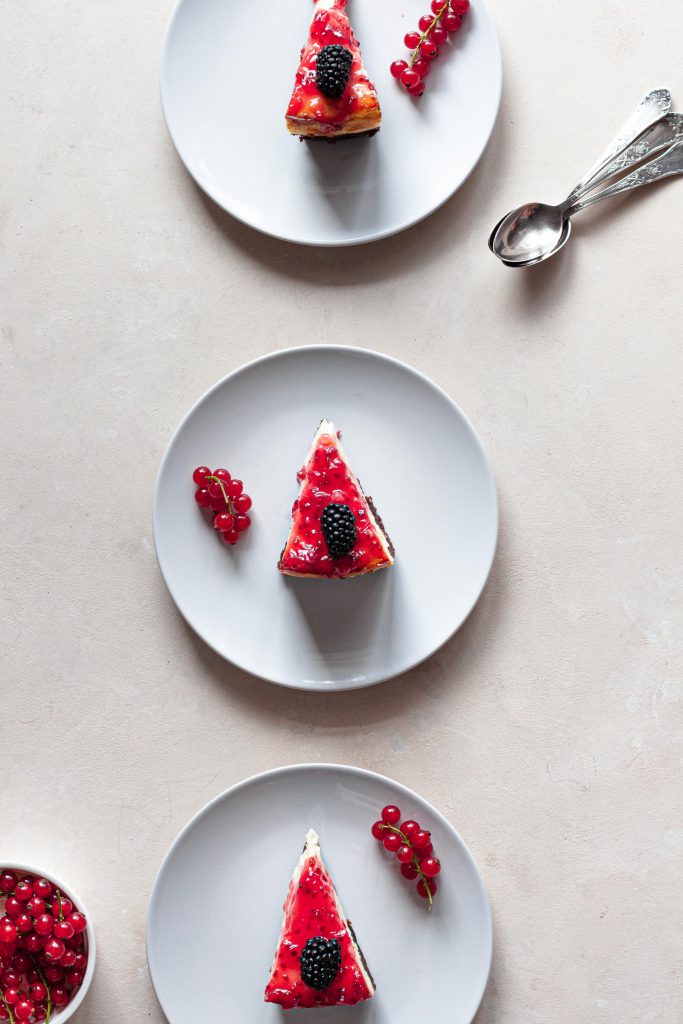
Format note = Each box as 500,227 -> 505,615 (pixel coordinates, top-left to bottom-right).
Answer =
390,0 -> 470,96
370,805 -> 441,909
0,870 -> 89,1023
193,466 -> 253,546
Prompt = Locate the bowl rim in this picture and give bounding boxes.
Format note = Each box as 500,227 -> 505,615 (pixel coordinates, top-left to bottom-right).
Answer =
0,861 -> 96,1022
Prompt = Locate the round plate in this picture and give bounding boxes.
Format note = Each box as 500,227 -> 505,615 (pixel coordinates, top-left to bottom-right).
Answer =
147,764 -> 493,1024
153,346 -> 498,690
160,0 -> 501,246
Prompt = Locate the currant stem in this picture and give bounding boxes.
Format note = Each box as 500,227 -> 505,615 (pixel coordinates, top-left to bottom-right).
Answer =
206,475 -> 235,515
409,1 -> 450,66
0,995 -> 15,1024
28,952 -> 52,1024
379,823 -> 434,910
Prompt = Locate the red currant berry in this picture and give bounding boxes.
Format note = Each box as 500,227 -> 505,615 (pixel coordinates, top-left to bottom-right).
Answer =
382,832 -> 402,853
207,480 -> 226,501
226,479 -> 243,498
74,952 -> 87,971
421,856 -> 441,876
0,922 -> 16,945
431,25 -> 448,44
32,880 -> 52,900
192,466 -> 211,486
232,494 -> 252,513
407,79 -> 425,96
50,987 -> 69,1007
14,915 -> 31,935
420,38 -> 438,59
234,514 -> 251,532
14,882 -> 32,903
14,999 -> 33,1021
396,844 -> 414,863
33,1006 -> 47,1022
52,901 -> 72,925
53,920 -> 74,941
213,512 -> 234,532
194,487 -> 211,508
442,11 -> 462,30
43,938 -> 66,962
418,14 -> 433,30
0,873 -> 16,894
60,949 -> 77,968
44,967 -> 63,984
11,954 -> 29,975
3,988 -> 19,1006
23,934 -> 42,954
370,821 -> 386,840
404,31 -> 421,48
1,972 -> 19,988
401,820 -> 420,839
213,468 -> 231,483
209,493 -> 227,511
380,805 -> 401,825
30,983 -> 47,1002
26,897 -> 45,917
221,529 -> 239,545
413,829 -> 432,850
417,877 -> 438,899
4,898 -> 20,920
390,59 -> 408,78
451,0 -> 469,12
431,0 -> 446,13
34,915 -> 53,937
400,861 -> 419,880
0,1006 -> 8,1020
399,67 -> 421,89
66,968 -> 84,987
412,57 -> 431,77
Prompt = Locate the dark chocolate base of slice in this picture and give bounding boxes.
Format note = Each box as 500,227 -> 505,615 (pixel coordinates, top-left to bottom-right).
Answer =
346,918 -> 377,992
302,128 -> 380,144
365,494 -> 395,558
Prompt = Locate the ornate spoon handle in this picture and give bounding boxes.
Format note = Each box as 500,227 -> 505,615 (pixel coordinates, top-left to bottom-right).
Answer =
568,140 -> 683,214
565,88 -> 672,206
582,113 -> 683,194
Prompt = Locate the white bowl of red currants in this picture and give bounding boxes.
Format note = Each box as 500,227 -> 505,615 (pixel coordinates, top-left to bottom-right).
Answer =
0,864 -> 95,1023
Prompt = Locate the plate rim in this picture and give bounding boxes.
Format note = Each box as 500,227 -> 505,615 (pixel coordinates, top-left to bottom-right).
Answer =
146,761 -> 493,1023
159,0 -> 502,247
152,344 -> 499,690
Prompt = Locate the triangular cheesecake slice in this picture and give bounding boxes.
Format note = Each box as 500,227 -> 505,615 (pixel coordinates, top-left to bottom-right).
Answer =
286,0 -> 381,139
278,419 -> 394,579
264,829 -> 376,1009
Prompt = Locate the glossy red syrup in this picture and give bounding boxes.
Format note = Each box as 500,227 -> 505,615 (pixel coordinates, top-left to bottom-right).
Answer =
287,0 -> 378,128
264,849 -> 373,1009
279,430 -> 391,578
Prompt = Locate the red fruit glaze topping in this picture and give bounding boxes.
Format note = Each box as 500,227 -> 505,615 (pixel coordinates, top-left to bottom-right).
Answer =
264,832 -> 374,1009
287,0 -> 380,134
279,422 -> 392,579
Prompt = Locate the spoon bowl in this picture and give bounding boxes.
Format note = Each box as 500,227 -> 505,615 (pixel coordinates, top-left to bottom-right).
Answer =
489,202 -> 568,263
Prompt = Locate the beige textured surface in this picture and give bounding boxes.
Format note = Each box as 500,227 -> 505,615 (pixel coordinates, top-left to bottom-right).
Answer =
2,0 -> 682,1020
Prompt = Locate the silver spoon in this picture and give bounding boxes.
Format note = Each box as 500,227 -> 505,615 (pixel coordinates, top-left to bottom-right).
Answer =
489,88 -> 672,266
495,139 -> 683,268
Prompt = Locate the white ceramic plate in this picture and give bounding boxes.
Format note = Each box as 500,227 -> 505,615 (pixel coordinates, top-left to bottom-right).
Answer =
147,764 -> 492,1024
153,346 -> 497,690
160,0 -> 501,245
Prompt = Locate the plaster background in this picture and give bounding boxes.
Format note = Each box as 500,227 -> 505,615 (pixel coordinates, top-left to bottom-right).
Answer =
2,0 -> 682,1021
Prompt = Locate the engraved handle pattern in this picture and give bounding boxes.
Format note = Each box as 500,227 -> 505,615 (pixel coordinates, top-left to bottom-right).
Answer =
569,140 -> 683,214
583,113 -> 683,193
566,88 -> 672,204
